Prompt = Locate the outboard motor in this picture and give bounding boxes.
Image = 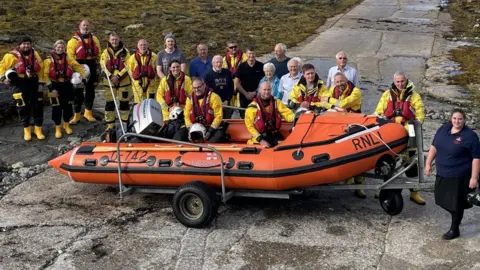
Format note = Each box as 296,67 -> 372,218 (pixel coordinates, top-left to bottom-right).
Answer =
102,99 -> 163,142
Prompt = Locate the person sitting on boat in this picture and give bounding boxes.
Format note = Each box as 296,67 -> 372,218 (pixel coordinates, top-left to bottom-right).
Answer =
322,72 -> 365,198
156,59 -> 193,123
321,72 -> 361,112
375,71 -> 426,205
175,77 -> 225,143
245,81 -> 295,148
126,39 -> 158,104
288,63 -> 329,113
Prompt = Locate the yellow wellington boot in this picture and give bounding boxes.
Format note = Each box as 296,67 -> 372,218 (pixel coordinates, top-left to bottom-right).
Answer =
84,109 -> 96,122
69,112 -> 81,125
355,189 -> 367,199
55,125 -> 62,139
23,126 -> 32,141
410,191 -> 426,205
106,123 -> 115,130
344,177 -> 354,185
33,126 -> 45,140
63,122 -> 73,135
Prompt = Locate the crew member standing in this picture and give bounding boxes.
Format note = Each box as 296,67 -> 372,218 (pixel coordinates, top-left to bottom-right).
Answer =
100,32 -> 131,130
44,40 -> 86,138
126,39 -> 158,104
0,36 -> 46,141
67,19 -> 101,124
375,71 -> 426,205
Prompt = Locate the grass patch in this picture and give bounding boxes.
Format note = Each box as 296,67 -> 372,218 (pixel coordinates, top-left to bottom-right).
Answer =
447,0 -> 480,105
0,0 -> 361,59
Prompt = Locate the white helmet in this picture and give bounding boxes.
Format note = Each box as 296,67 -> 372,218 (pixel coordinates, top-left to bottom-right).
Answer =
82,64 -> 90,80
5,69 -> 17,81
71,72 -> 82,87
169,106 -> 183,120
189,123 -> 206,142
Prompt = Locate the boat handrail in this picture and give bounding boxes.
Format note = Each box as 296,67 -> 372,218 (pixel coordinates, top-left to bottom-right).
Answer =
115,133 -> 228,201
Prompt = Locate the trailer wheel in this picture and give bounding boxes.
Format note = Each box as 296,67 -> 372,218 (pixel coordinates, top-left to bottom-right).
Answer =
172,181 -> 219,228
379,189 -> 403,216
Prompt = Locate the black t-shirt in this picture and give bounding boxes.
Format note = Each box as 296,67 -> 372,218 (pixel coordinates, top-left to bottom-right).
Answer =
235,61 -> 264,92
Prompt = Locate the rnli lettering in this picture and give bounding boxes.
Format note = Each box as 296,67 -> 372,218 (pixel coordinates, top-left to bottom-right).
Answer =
352,132 -> 383,151
110,151 -> 148,162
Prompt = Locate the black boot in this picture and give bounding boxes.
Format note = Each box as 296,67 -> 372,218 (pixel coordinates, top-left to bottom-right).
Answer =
442,229 -> 460,240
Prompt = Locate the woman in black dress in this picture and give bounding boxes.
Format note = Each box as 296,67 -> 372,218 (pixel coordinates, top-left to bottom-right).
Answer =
425,108 -> 480,240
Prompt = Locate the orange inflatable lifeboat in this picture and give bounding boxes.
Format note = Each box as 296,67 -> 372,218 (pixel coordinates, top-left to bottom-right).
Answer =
49,112 -> 408,191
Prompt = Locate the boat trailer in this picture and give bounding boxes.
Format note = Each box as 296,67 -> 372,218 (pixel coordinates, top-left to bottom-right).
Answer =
114,120 -> 432,227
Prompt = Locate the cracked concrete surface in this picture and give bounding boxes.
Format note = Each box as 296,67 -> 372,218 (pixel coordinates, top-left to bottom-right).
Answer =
1,1 -> 479,269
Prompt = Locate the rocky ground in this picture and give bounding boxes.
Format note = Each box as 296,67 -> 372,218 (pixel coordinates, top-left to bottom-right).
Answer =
1,0 -> 480,269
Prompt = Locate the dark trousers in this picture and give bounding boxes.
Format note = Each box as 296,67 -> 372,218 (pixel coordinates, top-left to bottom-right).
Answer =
74,60 -> 97,112
223,108 -> 233,119
51,82 -> 74,125
13,77 -> 43,127
263,132 -> 284,147
239,94 -> 254,119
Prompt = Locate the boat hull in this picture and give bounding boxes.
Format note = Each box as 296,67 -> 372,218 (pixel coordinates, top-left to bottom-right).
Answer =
49,112 -> 408,191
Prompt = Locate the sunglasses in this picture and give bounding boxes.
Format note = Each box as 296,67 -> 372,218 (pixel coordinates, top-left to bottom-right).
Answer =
338,57 -> 347,59
228,46 -> 238,49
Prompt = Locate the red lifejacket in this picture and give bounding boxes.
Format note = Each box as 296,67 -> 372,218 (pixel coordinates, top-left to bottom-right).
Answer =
383,89 -> 415,123
189,90 -> 215,127
225,50 -> 243,74
333,81 -> 361,113
73,32 -> 99,60
48,53 -> 74,81
11,48 -> 41,75
132,50 -> 156,80
297,88 -> 319,103
253,96 -> 282,134
165,72 -> 187,106
105,47 -> 127,73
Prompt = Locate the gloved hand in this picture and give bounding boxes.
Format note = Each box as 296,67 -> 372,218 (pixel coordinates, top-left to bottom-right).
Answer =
204,127 -> 215,141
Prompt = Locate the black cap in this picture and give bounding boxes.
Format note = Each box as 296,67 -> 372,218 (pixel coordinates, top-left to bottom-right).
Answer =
17,36 -> 32,45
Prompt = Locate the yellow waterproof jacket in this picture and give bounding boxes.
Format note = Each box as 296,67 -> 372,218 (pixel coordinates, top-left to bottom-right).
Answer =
325,83 -> 362,112
43,54 -> 86,84
222,53 -> 248,71
100,45 -> 131,87
67,33 -> 101,61
184,91 -> 223,129
126,52 -> 159,103
375,81 -> 425,126
289,77 -> 329,109
0,49 -> 45,83
156,74 -> 192,121
245,98 -> 294,143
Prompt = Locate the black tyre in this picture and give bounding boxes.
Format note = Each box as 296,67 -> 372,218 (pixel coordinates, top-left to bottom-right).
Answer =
172,181 -> 219,228
379,189 -> 404,216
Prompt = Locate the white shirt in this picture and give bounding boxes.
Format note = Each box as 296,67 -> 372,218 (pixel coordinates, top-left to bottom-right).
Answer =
279,72 -> 302,104
326,65 -> 359,89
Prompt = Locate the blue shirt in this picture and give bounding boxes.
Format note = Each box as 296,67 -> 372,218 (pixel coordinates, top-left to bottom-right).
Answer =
189,56 -> 212,78
259,76 -> 281,99
432,123 -> 480,178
